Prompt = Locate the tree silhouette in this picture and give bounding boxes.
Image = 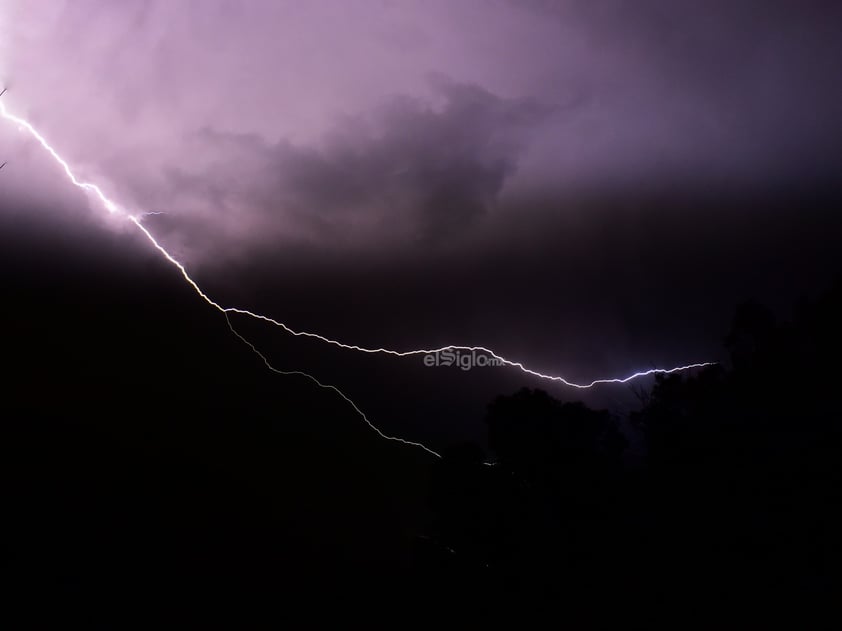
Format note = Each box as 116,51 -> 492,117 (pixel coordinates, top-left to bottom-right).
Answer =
425,388 -> 629,614
424,279 -> 842,622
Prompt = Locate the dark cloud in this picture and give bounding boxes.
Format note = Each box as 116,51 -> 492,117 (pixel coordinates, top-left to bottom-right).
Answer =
149,76 -> 551,262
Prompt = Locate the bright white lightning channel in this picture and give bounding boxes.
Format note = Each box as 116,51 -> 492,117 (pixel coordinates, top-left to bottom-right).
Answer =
0,97 -> 715,459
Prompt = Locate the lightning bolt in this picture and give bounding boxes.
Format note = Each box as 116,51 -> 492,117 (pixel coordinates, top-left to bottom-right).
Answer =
0,96 -> 715,458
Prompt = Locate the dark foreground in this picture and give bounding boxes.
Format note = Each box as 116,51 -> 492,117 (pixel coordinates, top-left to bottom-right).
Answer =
2,232 -> 840,626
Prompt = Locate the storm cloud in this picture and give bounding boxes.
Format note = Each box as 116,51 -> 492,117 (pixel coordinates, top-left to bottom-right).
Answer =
148,76 -> 551,261
2,0 -> 840,268
1,0 -> 840,314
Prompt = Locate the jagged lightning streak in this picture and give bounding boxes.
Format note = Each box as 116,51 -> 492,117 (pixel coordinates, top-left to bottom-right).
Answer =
223,308 -> 716,389
221,312 -> 443,458
0,96 -> 714,457
0,94 -> 441,456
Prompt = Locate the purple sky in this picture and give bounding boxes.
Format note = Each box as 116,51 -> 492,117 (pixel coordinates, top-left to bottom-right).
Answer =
1,1 -> 841,424
3,0 -> 840,266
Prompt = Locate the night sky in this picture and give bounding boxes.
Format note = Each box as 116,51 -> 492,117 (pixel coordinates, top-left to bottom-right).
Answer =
2,0 -> 842,622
